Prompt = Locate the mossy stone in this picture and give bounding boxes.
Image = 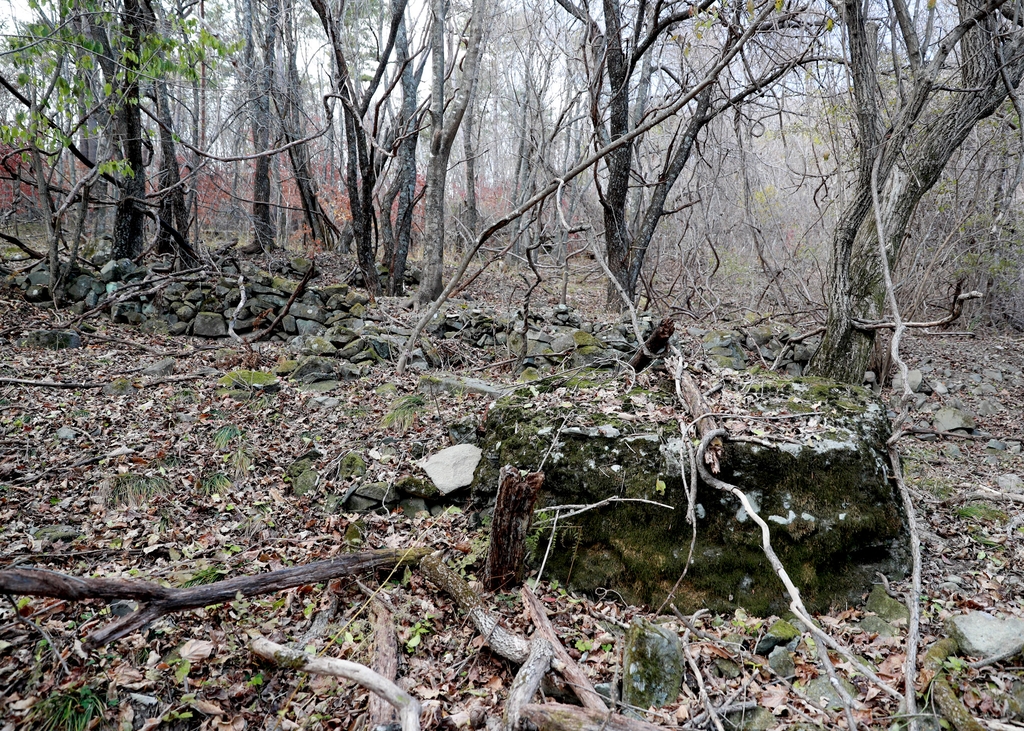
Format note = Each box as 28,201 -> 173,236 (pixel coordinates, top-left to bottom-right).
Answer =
475,375 -> 909,615
755,619 -> 801,655
866,585 -> 910,623
396,474 -> 439,499
338,452 -> 367,479
292,469 -> 319,496
723,707 -> 775,731
621,618 -> 684,709
103,378 -> 136,396
218,370 -> 280,392
572,330 -> 603,348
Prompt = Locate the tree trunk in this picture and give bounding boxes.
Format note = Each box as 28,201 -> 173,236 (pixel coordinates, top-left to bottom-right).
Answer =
389,6 -> 419,295
250,0 -> 278,252
417,0 -> 489,304
111,0 -> 147,261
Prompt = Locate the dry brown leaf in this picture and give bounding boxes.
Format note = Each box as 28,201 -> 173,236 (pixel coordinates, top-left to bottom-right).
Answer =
180,639 -> 216,662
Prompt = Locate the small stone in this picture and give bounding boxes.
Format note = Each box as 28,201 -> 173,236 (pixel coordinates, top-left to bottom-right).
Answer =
354,481 -> 396,502
942,444 -> 962,459
803,676 -> 858,710
291,469 -> 319,496
977,399 -> 1002,416
395,475 -> 439,499
291,356 -> 337,383
713,657 -> 742,679
768,646 -> 795,678
218,370 -> 280,392
946,612 -> 1024,658
193,312 -> 227,337
932,407 -> 974,433
859,615 -> 897,638
142,357 -> 176,377
983,368 -> 1003,382
866,585 -> 910,623
55,426 -> 77,440
418,444 -> 483,495
997,474 -> 1022,493
893,369 -> 923,393
754,619 -> 801,656
986,439 -> 1007,452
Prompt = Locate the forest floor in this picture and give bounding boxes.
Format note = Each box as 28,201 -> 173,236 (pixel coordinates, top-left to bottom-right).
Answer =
1,252 -> 1023,731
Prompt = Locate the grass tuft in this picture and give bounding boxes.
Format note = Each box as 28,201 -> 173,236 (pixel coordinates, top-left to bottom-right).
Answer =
107,474 -> 168,507
382,395 -> 426,434
27,685 -> 104,731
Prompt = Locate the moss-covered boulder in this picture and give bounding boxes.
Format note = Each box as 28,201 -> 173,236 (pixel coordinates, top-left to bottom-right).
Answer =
474,376 -> 909,614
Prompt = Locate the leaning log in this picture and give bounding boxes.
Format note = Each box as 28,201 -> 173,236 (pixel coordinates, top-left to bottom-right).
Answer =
0,547 -> 427,647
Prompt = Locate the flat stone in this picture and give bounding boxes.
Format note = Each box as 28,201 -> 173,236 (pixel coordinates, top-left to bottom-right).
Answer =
418,444 -> 483,495
291,356 -> 337,383
977,399 -> 1002,416
859,615 -> 897,638
193,312 -> 227,337
143,357 -> 176,377
946,612 -> 1024,658
55,426 -> 77,440
983,368 -> 1003,382
933,407 -> 974,433
997,474 -> 1022,493
418,374 -> 512,400
354,481 -> 396,502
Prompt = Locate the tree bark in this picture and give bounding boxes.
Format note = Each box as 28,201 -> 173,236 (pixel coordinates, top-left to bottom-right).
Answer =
250,0 -> 278,252
111,0 -> 147,261
485,466 -> 544,591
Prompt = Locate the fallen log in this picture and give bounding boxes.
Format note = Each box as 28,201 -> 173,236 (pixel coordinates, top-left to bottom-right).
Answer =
519,702 -> 666,731
1,547 -> 427,647
252,637 -> 422,731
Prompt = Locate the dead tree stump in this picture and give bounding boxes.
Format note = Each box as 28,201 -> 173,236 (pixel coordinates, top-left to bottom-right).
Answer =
628,317 -> 675,372
485,466 -> 544,592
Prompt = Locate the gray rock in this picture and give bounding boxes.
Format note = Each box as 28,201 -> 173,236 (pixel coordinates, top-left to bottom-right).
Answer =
55,426 -> 77,440
859,615 -> 897,638
102,378 -> 136,396
768,646 -> 795,678
987,439 -> 1007,452
345,494 -> 379,511
338,453 -> 367,479
354,482 -> 396,503
866,585 -> 909,623
143,357 -> 176,377
977,399 -> 1002,416
803,676 -> 858,710
67,275 -> 101,300
19,330 -> 81,349
291,303 -> 325,323
997,474 -> 1022,493
399,497 -> 428,515
983,368 -> 1003,382
291,356 -> 337,383
295,318 -> 326,336
419,374 -> 512,400
933,407 -> 974,433
946,612 -> 1024,658
448,417 -> 478,445
193,312 -> 227,337
419,444 -> 483,495
723,707 -> 774,731
893,369 -> 923,393
622,618 -> 684,709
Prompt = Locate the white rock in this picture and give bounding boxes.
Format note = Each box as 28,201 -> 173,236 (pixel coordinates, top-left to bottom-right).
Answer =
997,474 -> 1022,493
418,444 -> 483,495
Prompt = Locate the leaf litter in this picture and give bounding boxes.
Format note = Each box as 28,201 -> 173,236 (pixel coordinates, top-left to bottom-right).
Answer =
1,282 -> 1023,730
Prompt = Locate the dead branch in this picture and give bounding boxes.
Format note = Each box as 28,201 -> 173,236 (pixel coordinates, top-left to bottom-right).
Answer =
852,288 -> 982,332
522,585 -> 608,712
0,548 -> 427,647
0,377 -> 104,389
628,317 -> 675,372
921,638 -> 985,731
245,262 -> 316,343
486,466 -> 544,591
251,637 -> 422,731
419,553 -> 530,663
503,638 -> 554,731
518,703 -> 666,731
